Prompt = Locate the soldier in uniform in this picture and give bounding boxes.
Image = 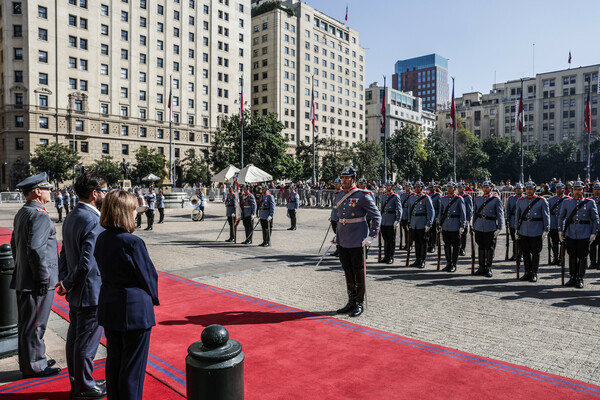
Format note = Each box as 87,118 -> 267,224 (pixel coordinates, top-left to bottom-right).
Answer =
134,188 -> 144,228
197,190 -> 206,221
333,167 -> 381,317
55,188 -> 64,223
457,182 -> 472,256
407,181 -> 435,269
438,181 -> 466,272
69,189 -> 78,209
427,181 -> 441,253
240,185 -> 257,244
548,181 -> 570,265
10,172 -> 61,378
287,186 -> 299,230
559,178 -> 599,288
505,183 -> 524,261
589,180 -> 600,269
472,179 -> 504,277
156,190 -> 165,224
379,180 -> 401,264
258,187 -> 275,247
515,180 -> 550,282
330,178 -> 342,257
144,187 -> 156,230
224,187 -> 237,242
63,188 -> 71,216
399,181 -> 414,251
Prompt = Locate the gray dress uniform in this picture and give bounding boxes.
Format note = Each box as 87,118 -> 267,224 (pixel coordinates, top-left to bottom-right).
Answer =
505,193 -> 521,260
63,190 -> 71,215
548,193 -> 570,264
55,192 -> 64,223
399,189 -> 413,250
144,192 -> 156,229
287,191 -> 299,230
407,192 -> 435,268
330,188 -> 341,257
473,192 -> 505,277
458,185 -> 473,255
588,192 -> 600,269
241,191 -> 257,243
156,192 -> 165,223
516,193 -> 550,281
427,191 -> 441,252
225,192 -> 237,241
258,193 -> 276,246
379,191 -> 401,263
438,194 -> 466,271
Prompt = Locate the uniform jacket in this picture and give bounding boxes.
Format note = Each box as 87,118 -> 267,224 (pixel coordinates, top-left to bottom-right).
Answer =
429,192 -> 441,220
400,191 -> 413,221
330,190 -> 340,221
407,192 -> 435,229
365,190 -> 376,221
63,191 -> 70,205
58,203 -> 104,307
287,192 -> 299,210
548,194 -> 570,229
94,229 -> 159,331
516,195 -> 550,237
70,194 -> 78,207
258,193 -> 276,220
156,193 -> 165,209
379,192 -> 402,226
144,192 -> 156,210
225,193 -> 236,217
334,187 -> 381,248
505,195 -> 520,228
559,197 -> 600,239
473,194 -> 504,232
10,201 -> 59,291
438,194 -> 466,232
55,193 -> 63,208
241,193 -> 257,217
198,192 -> 206,207
461,193 -> 473,223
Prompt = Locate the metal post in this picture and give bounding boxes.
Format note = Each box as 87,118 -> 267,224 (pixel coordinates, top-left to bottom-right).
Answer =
452,77 -> 456,182
382,77 -> 387,182
587,77 -> 591,180
311,75 -> 316,185
240,76 -> 244,169
520,79 -> 524,184
169,75 -> 174,186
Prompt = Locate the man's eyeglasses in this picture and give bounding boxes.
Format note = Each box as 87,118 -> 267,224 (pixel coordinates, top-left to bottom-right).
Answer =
95,188 -> 109,193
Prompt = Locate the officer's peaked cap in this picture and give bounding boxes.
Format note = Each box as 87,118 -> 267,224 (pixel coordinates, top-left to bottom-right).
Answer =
16,172 -> 53,192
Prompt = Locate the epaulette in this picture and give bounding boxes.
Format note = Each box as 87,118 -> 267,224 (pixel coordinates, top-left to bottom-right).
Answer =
422,193 -> 430,197
537,195 -> 545,199
36,208 -> 48,214
361,189 -> 372,194
456,194 -> 463,198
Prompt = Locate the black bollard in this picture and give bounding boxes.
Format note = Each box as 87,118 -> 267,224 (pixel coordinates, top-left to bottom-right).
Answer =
186,324 -> 244,400
0,243 -> 18,358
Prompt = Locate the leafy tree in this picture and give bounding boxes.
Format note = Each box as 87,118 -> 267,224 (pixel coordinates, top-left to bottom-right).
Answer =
352,140 -> 383,181
182,148 -> 209,186
534,140 -> 580,182
320,137 -> 352,182
30,142 -> 81,186
131,147 -> 164,184
422,129 -> 453,181
388,125 -> 426,181
457,136 -> 489,181
295,139 -> 321,182
86,155 -> 122,186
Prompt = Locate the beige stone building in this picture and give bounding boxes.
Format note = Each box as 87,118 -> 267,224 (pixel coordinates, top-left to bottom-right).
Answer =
438,64 -> 599,160
0,0 -> 250,188
250,0 -> 365,151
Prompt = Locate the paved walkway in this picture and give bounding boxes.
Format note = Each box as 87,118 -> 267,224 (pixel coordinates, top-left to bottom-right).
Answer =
1,201 -> 600,387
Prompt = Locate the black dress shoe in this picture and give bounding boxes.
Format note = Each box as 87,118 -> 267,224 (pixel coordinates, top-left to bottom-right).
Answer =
575,278 -> 584,289
448,264 -> 456,273
144,226 -> 151,230
349,304 -> 364,317
336,302 -> 355,314
529,274 -> 538,282
459,249 -> 466,256
95,379 -> 106,387
225,238 -> 234,242
427,247 -> 435,253
258,242 -> 265,247
508,255 -> 516,261
263,242 -> 270,247
409,261 -> 419,268
73,384 -> 107,399
442,264 -> 452,272
564,277 -> 576,287
473,267 -> 485,276
519,273 -> 531,281
380,257 -> 389,264
47,359 -> 56,367
484,268 -> 493,278
23,366 -> 61,379
418,260 -> 425,269
386,258 -> 394,264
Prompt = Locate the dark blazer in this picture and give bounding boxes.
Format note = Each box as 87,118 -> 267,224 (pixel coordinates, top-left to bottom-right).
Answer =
94,230 -> 159,331
58,203 -> 104,307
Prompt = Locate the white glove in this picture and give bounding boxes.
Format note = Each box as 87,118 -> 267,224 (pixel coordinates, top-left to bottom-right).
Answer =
361,237 -> 375,247
331,239 -> 337,245
231,213 -> 236,218
425,226 -> 430,233
459,227 -> 464,236
559,232 -> 565,242
542,231 -> 548,241
591,234 -> 597,244
394,221 -> 399,229
494,229 -> 501,239
267,216 -> 272,221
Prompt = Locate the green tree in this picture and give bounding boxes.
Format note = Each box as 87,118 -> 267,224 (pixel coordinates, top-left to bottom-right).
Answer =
181,148 -> 209,186
388,125 -> 426,181
86,155 -> 122,186
534,140 -> 580,182
352,140 -> 383,181
30,142 -> 81,186
131,147 -> 164,184
295,139 -> 321,182
422,129 -> 453,181
320,137 -> 351,182
457,138 -> 489,181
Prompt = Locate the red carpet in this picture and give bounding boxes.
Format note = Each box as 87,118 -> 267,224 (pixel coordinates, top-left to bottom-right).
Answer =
3,226 -> 600,398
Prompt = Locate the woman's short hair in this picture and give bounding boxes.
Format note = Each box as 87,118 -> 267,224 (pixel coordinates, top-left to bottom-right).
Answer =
100,189 -> 137,233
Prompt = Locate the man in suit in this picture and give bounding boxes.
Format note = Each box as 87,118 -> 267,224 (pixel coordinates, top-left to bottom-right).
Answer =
10,172 -> 61,378
57,172 -> 108,399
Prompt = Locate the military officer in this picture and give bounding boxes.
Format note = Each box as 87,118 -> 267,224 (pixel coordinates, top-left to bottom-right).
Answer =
63,188 -> 71,215
438,181 -> 466,272
55,188 -> 64,223
548,181 -> 570,265
407,181 -> 435,269
515,180 -> 550,282
399,181 -> 414,250
457,182 -> 472,256
379,180 -> 402,264
224,187 -> 237,242
472,179 -> 504,277
287,186 -> 299,230
240,185 -> 257,244
144,187 -> 156,230
258,187 -> 275,247
197,190 -> 206,221
505,182 -> 524,262
10,172 -> 61,378
134,188 -> 145,228
156,190 -> 165,224
589,180 -> 600,269
559,178 -> 599,288
333,167 -> 381,317
69,189 -> 78,210
330,177 -> 342,257
427,181 -> 441,253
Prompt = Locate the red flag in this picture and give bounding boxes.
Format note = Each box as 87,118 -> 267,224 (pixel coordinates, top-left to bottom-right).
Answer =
240,88 -> 244,126
168,87 -> 173,124
585,91 -> 591,132
381,87 -> 386,132
309,88 -> 315,130
450,81 -> 456,129
345,4 -> 348,22
568,51 -> 572,64
517,91 -> 524,133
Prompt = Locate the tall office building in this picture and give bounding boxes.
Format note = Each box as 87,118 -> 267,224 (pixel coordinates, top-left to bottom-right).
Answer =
0,0 -> 250,188
392,53 -> 449,111
250,0 -> 366,150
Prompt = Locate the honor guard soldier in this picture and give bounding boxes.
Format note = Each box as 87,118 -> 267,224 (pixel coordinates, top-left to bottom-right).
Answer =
407,181 -> 435,269
559,178 -> 599,288
55,189 -> 64,223
240,185 -> 257,244
69,189 -> 78,210
333,167 -> 381,317
63,189 -> 71,216
548,181 -> 570,265
134,188 -> 144,228
330,177 -> 342,257
427,181 -> 441,253
379,180 -> 402,264
11,172 -> 61,378
287,186 -> 299,230
457,182 -> 472,256
197,190 -> 206,221
438,181 -> 466,272
156,190 -> 165,224
144,187 -> 156,230
399,181 -> 414,250
505,183 -> 524,261
224,187 -> 237,242
589,180 -> 600,269
258,187 -> 275,247
515,180 -> 550,282
472,179 -> 504,277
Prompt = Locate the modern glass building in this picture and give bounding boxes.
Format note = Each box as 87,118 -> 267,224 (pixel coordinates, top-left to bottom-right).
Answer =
392,53 -> 449,111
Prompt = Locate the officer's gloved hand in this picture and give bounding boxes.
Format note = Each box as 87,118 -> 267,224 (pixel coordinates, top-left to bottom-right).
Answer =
515,231 -> 520,240
394,221 -> 399,229
361,237 -> 374,247
494,229 -> 501,239
34,281 -> 49,297
542,231 -> 548,241
424,226 -> 430,233
590,234 -> 597,245
267,216 -> 272,221
459,227 -> 464,236
331,238 -> 336,245
559,232 -> 565,242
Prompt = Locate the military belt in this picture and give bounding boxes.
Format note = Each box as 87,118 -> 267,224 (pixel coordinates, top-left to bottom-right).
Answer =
338,217 -> 366,224
412,213 -> 427,216
447,215 -> 460,218
476,215 -> 497,220
572,220 -> 590,224
383,211 -> 397,214
523,217 -> 542,221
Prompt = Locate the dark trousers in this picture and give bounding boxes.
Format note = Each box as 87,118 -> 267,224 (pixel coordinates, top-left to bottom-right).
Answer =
145,210 -> 154,228
331,220 -> 337,233
427,221 -> 438,249
105,328 -> 152,400
460,225 -> 468,252
288,209 -> 296,228
65,204 -> 70,215
509,227 -> 522,258
401,220 -> 410,249
381,225 -> 396,260
442,230 -> 460,265
339,247 -> 365,304
475,231 -> 496,268
16,290 -> 54,375
135,214 -> 142,228
157,208 -> 164,223
260,219 -> 272,243
410,228 -> 427,261
590,234 -> 600,264
565,237 -> 589,278
66,305 -> 103,393
549,229 -> 560,261
227,216 -> 235,239
243,216 -> 253,241
56,207 -> 63,222
519,235 -> 542,274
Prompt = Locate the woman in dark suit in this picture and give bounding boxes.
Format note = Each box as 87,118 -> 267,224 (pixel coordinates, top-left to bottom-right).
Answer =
94,190 -> 159,400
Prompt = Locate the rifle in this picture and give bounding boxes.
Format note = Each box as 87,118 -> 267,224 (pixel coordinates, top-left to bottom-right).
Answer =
216,218 -> 228,241
436,228 -> 441,270
399,222 -> 403,250
405,229 -> 411,267
515,234 -> 520,279
470,223 -> 475,275
378,232 -> 382,262
547,233 -> 551,265
505,224 -> 510,261
560,240 -> 565,285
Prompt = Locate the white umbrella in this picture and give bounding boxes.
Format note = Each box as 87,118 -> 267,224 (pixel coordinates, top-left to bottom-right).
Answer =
237,164 -> 273,184
142,173 -> 160,181
211,165 -> 240,183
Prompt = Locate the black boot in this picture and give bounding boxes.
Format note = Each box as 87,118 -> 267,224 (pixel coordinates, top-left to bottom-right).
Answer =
484,249 -> 493,278
225,237 -> 234,242
529,253 -> 539,282
337,299 -> 355,314
387,241 -> 395,264
337,275 -> 355,313
442,245 -> 452,272
474,248 -> 485,275
450,245 -> 459,272
349,303 -> 364,317
519,252 -> 531,281
380,242 -> 389,264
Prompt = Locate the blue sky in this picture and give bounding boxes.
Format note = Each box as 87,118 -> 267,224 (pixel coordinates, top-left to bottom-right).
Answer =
304,0 -> 600,98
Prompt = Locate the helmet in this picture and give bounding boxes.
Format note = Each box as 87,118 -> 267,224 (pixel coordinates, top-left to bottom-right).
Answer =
428,180 -> 436,188
457,181 -> 466,188
340,166 -> 357,178
514,182 -> 523,189
445,180 -> 456,188
593,179 -> 600,190
334,177 -> 342,184
358,177 -> 367,184
404,181 -> 413,187
555,180 -> 565,189
414,180 -> 424,188
573,177 -> 585,190
385,180 -> 394,186
481,178 -> 493,188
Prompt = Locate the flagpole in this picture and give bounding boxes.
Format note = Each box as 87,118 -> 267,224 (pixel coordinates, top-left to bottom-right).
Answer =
311,74 -> 316,185
587,77 -> 591,179
169,74 -> 173,186
452,77 -> 456,182
520,79 -> 524,184
383,76 -> 387,182
240,76 -> 244,169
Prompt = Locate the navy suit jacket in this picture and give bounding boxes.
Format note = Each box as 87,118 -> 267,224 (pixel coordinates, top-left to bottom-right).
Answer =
94,229 -> 159,331
58,203 -> 104,307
